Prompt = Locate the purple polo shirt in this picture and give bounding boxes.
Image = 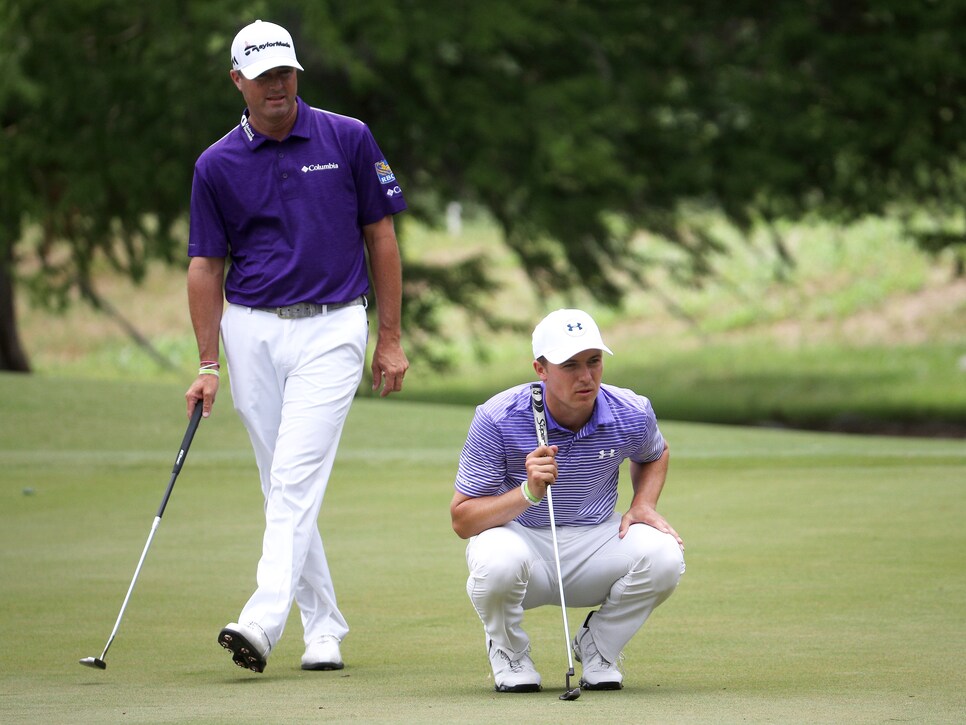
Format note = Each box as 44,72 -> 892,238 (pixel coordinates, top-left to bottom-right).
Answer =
188,97 -> 407,307
454,382 -> 666,528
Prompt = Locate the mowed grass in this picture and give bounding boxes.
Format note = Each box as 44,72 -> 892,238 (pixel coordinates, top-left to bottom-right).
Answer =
1,374 -> 964,724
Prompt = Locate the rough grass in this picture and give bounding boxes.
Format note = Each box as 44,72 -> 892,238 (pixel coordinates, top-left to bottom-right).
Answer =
13,214 -> 966,435
1,374 -> 964,723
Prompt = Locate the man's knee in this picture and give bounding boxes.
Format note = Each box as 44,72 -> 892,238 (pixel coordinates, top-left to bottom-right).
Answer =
623,524 -> 685,594
466,527 -> 531,592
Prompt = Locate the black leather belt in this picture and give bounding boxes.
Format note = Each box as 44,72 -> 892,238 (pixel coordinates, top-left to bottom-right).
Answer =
255,295 -> 366,319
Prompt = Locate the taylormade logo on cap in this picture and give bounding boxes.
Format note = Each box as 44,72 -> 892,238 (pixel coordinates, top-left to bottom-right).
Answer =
531,309 -> 614,364
230,20 -> 305,80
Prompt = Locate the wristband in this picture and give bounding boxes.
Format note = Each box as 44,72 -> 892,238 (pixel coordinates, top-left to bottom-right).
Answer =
521,480 -> 542,505
198,368 -> 220,377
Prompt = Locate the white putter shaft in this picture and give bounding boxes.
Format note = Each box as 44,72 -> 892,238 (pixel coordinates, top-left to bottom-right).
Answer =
530,383 -> 580,700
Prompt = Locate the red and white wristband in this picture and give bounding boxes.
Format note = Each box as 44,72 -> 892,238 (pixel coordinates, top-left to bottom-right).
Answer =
198,360 -> 220,378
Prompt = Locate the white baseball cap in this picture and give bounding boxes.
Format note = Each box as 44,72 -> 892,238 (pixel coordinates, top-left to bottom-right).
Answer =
230,20 -> 304,80
531,309 -> 614,364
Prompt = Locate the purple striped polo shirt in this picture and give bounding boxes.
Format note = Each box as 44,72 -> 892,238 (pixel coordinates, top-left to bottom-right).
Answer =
455,382 -> 666,528
188,96 -> 407,307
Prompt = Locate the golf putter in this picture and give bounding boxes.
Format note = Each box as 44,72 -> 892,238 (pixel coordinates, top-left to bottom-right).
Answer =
80,402 -> 204,670
530,383 -> 581,701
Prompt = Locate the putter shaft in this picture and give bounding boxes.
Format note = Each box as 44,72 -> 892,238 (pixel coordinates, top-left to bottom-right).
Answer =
79,404 -> 203,669
531,383 -> 580,699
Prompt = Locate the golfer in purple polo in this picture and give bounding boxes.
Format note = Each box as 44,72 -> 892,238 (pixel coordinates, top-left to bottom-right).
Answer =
185,19 -> 408,674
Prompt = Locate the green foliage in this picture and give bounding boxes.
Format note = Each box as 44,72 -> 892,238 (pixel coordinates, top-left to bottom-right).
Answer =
291,0 -> 966,295
2,0 -> 246,308
4,1 -> 966,371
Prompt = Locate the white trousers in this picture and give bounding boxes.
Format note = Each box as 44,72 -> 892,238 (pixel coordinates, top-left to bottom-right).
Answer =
221,303 -> 367,648
465,512 -> 685,663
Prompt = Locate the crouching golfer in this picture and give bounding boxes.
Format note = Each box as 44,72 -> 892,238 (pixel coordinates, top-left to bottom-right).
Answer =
450,309 -> 685,692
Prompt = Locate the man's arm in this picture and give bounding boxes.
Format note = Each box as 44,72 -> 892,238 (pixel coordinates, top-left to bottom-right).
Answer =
450,444 -> 558,539
619,441 -> 684,549
363,215 -> 408,397
184,256 -> 226,419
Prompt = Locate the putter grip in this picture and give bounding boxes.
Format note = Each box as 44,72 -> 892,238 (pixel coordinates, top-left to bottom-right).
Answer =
172,403 -> 204,475
530,383 -> 549,447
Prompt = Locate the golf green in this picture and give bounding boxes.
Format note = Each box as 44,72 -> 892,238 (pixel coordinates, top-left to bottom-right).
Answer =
1,375 -> 963,723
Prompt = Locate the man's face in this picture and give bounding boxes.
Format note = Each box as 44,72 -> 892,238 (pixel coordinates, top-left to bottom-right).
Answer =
535,348 -> 604,425
230,66 -> 298,130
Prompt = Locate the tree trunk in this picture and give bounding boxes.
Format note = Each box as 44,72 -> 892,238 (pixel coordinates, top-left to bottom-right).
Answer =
0,244 -> 31,372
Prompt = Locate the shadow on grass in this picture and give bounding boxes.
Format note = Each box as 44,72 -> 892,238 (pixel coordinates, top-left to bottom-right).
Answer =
614,367 -> 966,439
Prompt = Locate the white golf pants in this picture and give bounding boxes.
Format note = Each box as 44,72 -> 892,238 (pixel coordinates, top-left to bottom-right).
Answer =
465,512 -> 685,663
221,302 -> 367,648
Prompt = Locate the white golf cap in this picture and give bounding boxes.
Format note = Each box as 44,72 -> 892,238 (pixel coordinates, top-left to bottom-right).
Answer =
230,20 -> 304,79
532,309 -> 614,364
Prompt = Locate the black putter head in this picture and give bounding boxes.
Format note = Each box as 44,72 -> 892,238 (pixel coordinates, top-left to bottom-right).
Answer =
559,669 -> 581,700
79,657 -> 107,670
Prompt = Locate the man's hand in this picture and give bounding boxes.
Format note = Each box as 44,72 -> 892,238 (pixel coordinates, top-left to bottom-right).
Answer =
371,339 -> 409,397
525,444 -> 558,499
620,502 -> 684,550
185,375 -> 219,419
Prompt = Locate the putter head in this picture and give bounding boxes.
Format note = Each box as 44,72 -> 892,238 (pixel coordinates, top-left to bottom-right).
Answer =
79,657 -> 107,670
559,669 -> 581,700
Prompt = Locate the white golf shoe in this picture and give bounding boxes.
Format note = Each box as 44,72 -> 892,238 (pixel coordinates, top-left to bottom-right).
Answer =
487,640 -> 542,693
573,613 -> 623,690
218,621 -> 271,673
301,635 -> 344,670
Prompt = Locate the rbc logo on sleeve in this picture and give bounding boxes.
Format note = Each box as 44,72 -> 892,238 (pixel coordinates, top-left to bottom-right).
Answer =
374,160 -> 396,184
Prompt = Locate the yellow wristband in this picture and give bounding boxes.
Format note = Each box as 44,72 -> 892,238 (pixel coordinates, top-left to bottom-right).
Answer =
198,368 -> 220,378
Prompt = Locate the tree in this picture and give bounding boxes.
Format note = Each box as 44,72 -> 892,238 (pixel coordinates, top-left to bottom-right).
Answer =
0,0 -> 511,372
0,0 -> 248,370
293,0 -> 965,295
3,1 -> 964,372
0,0 -> 34,370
